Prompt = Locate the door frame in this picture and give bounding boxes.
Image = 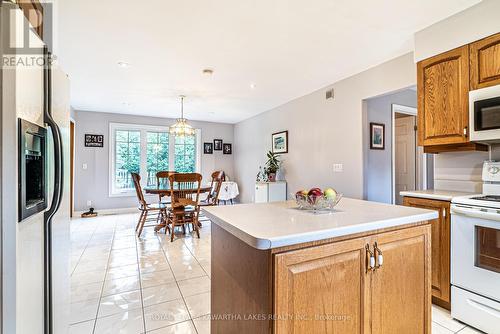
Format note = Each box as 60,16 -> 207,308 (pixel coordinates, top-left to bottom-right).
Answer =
70,118 -> 75,217
391,104 -> 426,204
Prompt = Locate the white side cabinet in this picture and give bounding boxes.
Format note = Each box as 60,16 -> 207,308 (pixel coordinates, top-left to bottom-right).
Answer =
255,182 -> 287,203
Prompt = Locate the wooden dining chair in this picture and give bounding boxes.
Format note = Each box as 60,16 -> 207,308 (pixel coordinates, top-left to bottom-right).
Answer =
167,173 -> 202,242
156,171 -> 176,203
200,170 -> 225,207
131,173 -> 169,236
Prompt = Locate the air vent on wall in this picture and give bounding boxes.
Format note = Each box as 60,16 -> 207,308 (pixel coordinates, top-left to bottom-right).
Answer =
326,88 -> 334,100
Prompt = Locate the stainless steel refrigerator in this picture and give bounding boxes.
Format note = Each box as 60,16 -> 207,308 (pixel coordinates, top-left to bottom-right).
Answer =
1,2 -> 70,333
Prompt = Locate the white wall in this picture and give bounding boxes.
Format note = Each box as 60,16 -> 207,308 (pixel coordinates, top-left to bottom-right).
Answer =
364,89 -> 417,204
74,110 -> 235,211
414,0 -> 500,61
234,53 -> 417,204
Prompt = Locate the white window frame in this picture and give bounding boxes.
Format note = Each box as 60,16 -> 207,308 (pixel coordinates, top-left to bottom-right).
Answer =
109,123 -> 202,197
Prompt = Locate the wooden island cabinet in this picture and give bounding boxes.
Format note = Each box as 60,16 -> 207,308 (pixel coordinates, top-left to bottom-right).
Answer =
205,199 -> 436,334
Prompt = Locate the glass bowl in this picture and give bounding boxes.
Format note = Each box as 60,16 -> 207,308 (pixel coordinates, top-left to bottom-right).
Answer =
294,192 -> 343,211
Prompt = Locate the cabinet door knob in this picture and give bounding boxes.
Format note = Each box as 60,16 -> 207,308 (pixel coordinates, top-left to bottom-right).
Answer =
374,242 -> 383,268
366,244 -> 375,271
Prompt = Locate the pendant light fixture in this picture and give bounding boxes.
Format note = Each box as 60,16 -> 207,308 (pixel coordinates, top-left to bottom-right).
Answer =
169,95 -> 195,137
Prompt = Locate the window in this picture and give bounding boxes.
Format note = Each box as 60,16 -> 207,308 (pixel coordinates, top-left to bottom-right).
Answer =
174,135 -> 196,173
146,132 -> 169,186
110,123 -> 201,196
114,130 -> 140,191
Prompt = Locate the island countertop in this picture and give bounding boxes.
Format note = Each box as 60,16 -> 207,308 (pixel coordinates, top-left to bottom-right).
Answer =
202,198 -> 438,250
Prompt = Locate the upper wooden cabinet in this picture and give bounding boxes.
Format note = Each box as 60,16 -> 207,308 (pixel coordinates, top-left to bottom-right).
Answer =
470,33 -> 500,90
417,46 -> 470,147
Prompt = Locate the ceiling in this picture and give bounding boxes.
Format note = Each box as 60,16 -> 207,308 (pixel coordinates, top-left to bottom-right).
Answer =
56,0 -> 481,124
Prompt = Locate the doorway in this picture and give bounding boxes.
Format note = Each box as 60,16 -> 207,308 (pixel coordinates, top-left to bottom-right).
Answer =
392,104 -> 428,204
70,120 -> 75,217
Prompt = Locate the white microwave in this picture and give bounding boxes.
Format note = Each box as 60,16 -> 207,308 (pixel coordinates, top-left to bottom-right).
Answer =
470,84 -> 500,143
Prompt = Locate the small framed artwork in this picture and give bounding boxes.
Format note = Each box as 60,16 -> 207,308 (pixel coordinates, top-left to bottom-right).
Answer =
214,139 -> 223,151
223,143 -> 232,155
370,123 -> 385,150
272,130 -> 288,154
203,142 -> 213,154
85,134 -> 104,147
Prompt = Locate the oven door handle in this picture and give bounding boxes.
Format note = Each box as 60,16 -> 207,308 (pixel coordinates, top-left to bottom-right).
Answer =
451,206 -> 500,222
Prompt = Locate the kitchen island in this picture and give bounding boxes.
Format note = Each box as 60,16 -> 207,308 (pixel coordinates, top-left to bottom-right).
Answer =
203,198 -> 438,334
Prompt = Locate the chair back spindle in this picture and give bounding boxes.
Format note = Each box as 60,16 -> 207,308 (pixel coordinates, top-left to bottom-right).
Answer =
168,173 -> 203,208
131,173 -> 147,209
206,170 -> 225,205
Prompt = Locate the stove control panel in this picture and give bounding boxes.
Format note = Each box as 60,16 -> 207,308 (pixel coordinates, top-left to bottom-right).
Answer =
482,161 -> 500,182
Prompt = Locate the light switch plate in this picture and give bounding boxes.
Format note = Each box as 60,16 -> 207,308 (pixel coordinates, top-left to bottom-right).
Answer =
82,163 -> 88,170
333,163 -> 343,172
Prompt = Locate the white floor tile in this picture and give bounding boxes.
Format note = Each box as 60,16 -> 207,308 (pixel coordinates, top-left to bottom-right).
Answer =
144,299 -> 191,332
432,322 -> 454,334
146,320 -> 197,333
458,326 -> 486,333
184,292 -> 210,318
105,264 -> 139,281
102,276 -> 140,297
432,305 -> 467,332
141,269 -> 176,288
142,283 -> 182,307
71,270 -> 106,286
192,315 -> 210,334
70,299 -> 99,324
71,282 -> 103,303
98,290 -> 142,318
69,319 -> 95,334
177,276 -> 211,298
148,320 -> 197,334
94,309 -> 145,334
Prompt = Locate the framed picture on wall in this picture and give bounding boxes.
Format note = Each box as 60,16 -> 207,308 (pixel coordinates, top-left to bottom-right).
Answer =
370,123 -> 385,150
223,143 -> 232,155
272,130 -> 288,154
204,142 -> 213,154
214,139 -> 223,151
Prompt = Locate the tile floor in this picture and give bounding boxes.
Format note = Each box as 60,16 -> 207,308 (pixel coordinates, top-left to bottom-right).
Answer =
69,213 -> 485,334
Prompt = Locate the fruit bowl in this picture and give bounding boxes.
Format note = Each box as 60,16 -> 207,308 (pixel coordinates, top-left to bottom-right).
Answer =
294,191 -> 343,211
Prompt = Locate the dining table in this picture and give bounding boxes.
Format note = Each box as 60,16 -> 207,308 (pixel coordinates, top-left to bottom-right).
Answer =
144,183 -> 212,197
144,182 -> 212,230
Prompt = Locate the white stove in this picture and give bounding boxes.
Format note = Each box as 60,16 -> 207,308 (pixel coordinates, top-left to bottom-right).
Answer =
450,161 -> 500,334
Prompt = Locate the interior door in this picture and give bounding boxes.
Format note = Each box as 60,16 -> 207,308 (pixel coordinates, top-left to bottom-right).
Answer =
395,115 -> 416,205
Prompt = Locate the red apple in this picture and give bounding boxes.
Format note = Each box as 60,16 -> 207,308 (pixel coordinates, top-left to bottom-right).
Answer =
308,188 -> 323,204
295,190 -> 308,200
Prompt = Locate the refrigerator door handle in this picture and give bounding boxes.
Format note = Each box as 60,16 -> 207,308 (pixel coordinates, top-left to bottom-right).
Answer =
43,47 -> 63,334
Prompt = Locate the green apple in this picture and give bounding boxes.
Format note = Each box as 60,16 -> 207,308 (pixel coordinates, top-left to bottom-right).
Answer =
324,188 -> 337,200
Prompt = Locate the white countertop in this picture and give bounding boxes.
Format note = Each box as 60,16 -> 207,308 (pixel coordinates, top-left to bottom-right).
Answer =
400,189 -> 475,201
203,198 -> 438,250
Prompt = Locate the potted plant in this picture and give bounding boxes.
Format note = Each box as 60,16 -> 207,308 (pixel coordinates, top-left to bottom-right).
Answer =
265,151 -> 280,182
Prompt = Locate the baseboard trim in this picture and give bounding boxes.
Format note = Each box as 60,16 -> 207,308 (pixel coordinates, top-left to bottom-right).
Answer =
74,207 -> 138,217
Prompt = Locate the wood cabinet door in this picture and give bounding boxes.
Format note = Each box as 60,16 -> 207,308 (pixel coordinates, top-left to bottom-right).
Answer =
417,46 -> 470,146
402,197 -> 450,308
369,225 -> 431,334
470,33 -> 500,90
274,237 -> 370,334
